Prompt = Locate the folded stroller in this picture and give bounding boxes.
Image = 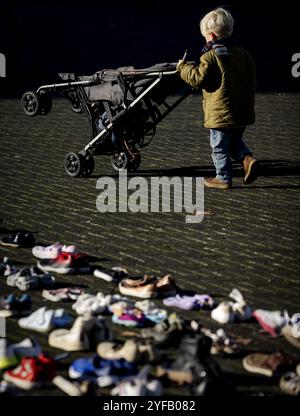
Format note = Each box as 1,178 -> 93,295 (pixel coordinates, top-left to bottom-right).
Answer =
21,61 -> 191,177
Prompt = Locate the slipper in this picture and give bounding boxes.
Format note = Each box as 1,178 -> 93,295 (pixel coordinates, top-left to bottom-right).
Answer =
242,351 -> 294,377
43,287 -> 85,302
1,230 -> 35,248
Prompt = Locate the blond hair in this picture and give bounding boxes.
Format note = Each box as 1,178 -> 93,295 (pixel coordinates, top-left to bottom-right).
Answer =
200,8 -> 234,39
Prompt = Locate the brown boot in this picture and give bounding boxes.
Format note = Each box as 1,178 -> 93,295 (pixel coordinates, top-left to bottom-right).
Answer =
243,155 -> 260,184
204,177 -> 232,189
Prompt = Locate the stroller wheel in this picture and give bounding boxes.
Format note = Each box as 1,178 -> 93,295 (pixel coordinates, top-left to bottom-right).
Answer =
111,151 -> 141,172
21,91 -> 40,117
64,153 -> 95,178
64,152 -> 83,177
111,152 -> 129,172
69,91 -> 82,113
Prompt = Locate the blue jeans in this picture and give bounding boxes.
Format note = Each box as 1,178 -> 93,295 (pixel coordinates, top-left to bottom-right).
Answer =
209,128 -> 252,183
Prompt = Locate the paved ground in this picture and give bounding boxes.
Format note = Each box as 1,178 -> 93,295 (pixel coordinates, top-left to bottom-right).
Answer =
0,91 -> 300,396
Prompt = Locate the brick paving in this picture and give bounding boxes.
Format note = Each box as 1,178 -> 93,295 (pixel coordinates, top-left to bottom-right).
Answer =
0,91 -> 300,395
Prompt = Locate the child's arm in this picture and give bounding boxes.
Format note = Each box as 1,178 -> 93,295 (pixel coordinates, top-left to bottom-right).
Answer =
177,54 -> 212,89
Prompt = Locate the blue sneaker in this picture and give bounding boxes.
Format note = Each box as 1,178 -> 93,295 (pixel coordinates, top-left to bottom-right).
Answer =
69,356 -> 137,387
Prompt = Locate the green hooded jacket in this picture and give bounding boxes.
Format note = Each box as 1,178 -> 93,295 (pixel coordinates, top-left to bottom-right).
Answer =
177,45 -> 256,128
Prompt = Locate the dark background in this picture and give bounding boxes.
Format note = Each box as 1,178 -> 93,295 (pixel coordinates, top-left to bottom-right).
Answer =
0,0 -> 298,96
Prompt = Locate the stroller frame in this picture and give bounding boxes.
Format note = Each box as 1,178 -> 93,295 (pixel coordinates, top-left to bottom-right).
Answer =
21,65 -> 191,177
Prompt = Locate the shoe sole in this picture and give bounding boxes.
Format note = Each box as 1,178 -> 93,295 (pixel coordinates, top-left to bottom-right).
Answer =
53,375 -> 82,396
0,241 -> 20,247
204,180 -> 232,190
244,160 -> 260,184
119,285 -> 157,299
38,263 -> 91,275
242,356 -> 273,377
3,372 -> 40,390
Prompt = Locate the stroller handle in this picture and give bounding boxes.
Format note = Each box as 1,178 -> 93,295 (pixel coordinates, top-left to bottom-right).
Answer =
182,49 -> 188,61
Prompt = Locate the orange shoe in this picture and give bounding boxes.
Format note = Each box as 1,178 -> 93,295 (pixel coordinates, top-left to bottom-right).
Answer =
243,156 -> 260,184
204,178 -> 232,189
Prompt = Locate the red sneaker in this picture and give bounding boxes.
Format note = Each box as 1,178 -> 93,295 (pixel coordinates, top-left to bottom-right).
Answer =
37,251 -> 90,275
3,354 -> 56,390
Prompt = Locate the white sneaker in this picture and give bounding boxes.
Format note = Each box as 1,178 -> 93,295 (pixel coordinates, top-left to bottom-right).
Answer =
32,243 -> 77,259
211,302 -> 235,324
18,307 -> 71,333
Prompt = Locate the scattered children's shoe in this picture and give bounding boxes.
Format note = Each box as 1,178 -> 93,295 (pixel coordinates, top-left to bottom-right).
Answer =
242,351 -> 294,377
134,300 -> 167,324
42,287 -> 85,302
163,294 -> 215,311
69,356 -> 137,387
38,251 -> 90,275
12,337 -> 42,358
253,309 -> 289,337
0,230 -> 35,248
229,288 -> 252,321
93,266 -> 128,282
3,354 -> 56,390
18,306 -> 72,333
279,372 -> 300,396
7,266 -> 55,291
53,375 -> 96,396
0,257 -> 17,276
49,315 -> 111,351
211,302 -> 235,324
32,243 -> 77,259
282,313 -> 300,349
0,294 -> 32,317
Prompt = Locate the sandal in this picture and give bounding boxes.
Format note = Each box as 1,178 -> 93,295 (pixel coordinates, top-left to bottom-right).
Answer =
242,351 -> 294,377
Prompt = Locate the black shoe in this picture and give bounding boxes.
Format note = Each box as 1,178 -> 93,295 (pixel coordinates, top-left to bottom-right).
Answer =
0,230 -> 35,248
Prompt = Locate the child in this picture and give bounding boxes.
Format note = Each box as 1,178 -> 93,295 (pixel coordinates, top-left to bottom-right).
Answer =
177,7 -> 259,189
